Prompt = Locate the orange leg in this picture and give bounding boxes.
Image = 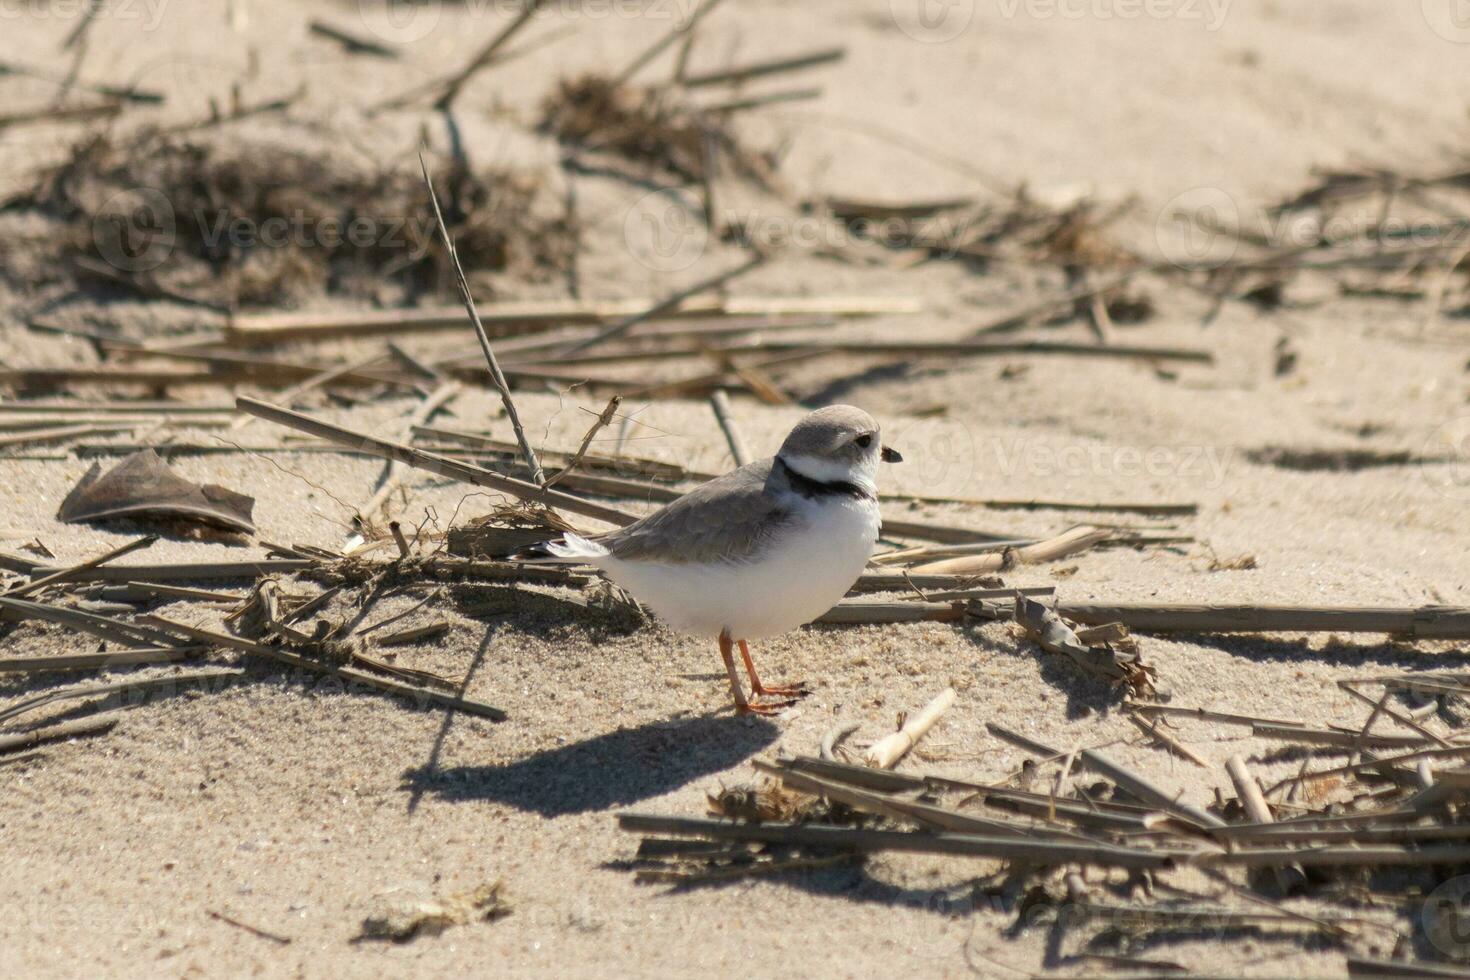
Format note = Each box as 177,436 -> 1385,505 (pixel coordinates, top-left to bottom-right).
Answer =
719,630 -> 781,715
738,639 -> 807,699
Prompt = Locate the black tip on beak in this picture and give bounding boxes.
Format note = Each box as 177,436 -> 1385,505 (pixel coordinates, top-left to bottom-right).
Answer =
881,445 -> 902,463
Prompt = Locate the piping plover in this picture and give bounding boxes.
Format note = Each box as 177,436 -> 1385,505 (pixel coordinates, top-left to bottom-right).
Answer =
516,405 -> 901,714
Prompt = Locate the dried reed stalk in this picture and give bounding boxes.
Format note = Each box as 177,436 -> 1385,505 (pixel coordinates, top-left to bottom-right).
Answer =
914,525 -> 1109,574
865,688 -> 956,768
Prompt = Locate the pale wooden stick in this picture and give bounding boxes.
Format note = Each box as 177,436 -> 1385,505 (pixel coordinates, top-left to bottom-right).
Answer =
0,647 -> 202,673
1226,755 -> 1274,824
864,688 -> 956,769
708,389 -> 749,466
1059,602 -> 1470,639
873,538 -> 1037,566
420,153 -> 545,484
1251,723 -> 1427,749
559,253 -> 765,356
235,398 -> 635,526
2,534 -> 156,598
748,338 -> 1212,364
0,713 -> 120,754
0,423 -> 133,449
914,525 -> 1109,574
13,559 -> 313,583
226,295 -> 918,343
0,401 -> 232,414
273,351 -> 389,405
1224,756 -> 1313,895
618,813 -> 1169,869
1206,844 -> 1470,869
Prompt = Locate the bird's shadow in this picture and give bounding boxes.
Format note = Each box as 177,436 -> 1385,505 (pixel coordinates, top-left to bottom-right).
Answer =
400,713 -> 779,817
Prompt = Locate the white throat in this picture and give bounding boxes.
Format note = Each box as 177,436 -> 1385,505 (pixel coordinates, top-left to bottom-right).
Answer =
779,452 -> 877,495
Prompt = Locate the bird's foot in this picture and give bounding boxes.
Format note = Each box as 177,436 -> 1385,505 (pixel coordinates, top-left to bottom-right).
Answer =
750,679 -> 808,699
734,696 -> 799,717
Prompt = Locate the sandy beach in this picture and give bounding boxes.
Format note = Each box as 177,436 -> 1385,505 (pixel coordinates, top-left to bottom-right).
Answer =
3,1 -> 1470,976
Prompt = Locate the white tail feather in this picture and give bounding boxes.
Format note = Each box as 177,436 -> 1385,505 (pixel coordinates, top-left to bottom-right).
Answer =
518,531 -> 610,564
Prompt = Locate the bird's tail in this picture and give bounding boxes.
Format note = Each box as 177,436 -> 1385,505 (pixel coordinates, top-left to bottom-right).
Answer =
509,531 -> 610,564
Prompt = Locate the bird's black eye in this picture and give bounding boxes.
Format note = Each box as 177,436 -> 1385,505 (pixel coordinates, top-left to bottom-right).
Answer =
855,434 -> 872,448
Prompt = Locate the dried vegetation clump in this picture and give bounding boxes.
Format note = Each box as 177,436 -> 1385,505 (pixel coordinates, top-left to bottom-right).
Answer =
2,128 -> 576,308
540,73 -> 777,188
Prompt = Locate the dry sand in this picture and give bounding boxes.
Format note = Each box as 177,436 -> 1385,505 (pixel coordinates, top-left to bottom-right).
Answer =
3,1 -> 1470,977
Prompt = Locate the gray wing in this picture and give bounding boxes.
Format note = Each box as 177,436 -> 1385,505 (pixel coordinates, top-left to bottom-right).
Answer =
597,457 -> 798,565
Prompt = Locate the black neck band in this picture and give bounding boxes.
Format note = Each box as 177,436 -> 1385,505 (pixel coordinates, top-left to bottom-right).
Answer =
775,456 -> 872,501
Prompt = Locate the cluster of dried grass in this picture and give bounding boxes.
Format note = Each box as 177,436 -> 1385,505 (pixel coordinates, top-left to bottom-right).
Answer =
540,73 -> 777,189
3,128 -> 575,308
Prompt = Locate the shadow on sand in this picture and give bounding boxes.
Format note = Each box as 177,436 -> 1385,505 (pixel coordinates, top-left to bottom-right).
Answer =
400,712 -> 779,817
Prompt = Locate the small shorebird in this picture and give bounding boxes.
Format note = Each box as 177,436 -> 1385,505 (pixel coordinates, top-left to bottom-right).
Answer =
516,405 -> 901,714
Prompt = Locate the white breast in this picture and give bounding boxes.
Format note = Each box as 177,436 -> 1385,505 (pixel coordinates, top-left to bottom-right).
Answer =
597,495 -> 880,640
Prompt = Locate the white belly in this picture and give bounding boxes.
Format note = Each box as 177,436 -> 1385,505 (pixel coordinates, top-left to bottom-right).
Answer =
598,497 -> 880,640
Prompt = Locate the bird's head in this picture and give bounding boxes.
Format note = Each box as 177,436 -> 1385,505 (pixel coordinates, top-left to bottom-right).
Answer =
777,404 -> 900,493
